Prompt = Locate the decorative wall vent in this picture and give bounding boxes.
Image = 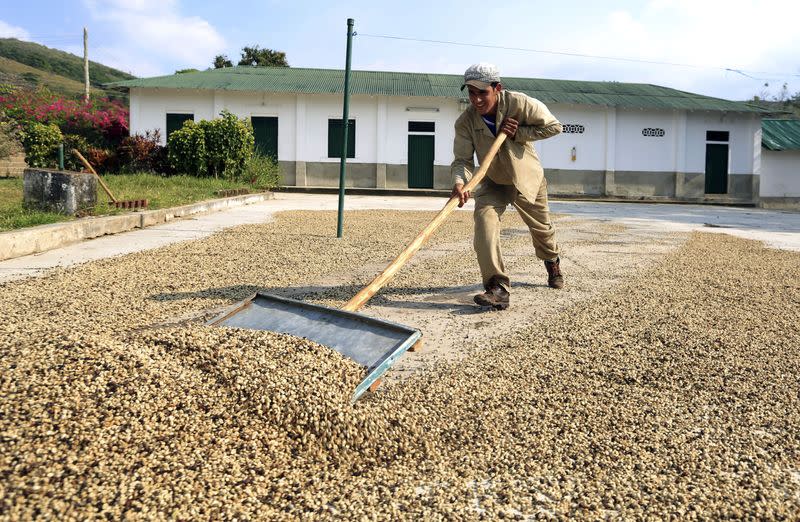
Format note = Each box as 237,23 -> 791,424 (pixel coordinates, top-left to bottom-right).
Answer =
642,128 -> 665,137
563,124 -> 585,134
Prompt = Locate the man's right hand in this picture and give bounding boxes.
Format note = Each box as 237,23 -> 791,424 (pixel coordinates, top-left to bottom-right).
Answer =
451,183 -> 470,207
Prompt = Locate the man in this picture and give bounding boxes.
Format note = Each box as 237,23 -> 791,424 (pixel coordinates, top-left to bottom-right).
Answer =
451,63 -> 564,311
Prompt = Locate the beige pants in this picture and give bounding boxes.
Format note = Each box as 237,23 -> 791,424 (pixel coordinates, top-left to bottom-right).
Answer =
474,177 -> 560,291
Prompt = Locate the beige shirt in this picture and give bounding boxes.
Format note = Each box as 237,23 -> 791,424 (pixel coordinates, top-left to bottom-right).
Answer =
451,90 -> 562,201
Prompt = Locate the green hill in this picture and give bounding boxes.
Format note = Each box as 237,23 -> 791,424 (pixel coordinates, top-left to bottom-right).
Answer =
0,38 -> 135,99
0,56 -> 98,98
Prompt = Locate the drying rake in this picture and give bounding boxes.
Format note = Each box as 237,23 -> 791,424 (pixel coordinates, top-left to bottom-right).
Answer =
72,149 -> 149,210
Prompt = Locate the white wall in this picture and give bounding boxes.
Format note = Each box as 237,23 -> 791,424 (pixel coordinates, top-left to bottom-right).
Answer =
385,97 -> 460,166
614,109 -> 676,172
539,105 -> 607,170
685,112 -> 757,174
217,91 -> 297,160
131,88 -> 214,144
761,150 -> 800,197
130,89 -> 463,166
129,88 -> 760,177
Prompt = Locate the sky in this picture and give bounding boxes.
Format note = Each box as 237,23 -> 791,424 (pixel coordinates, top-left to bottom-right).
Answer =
1,0 -> 798,101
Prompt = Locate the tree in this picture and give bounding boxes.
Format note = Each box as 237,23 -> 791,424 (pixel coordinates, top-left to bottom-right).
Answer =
175,68 -> 199,74
237,46 -> 288,67
775,82 -> 790,103
213,54 -> 233,69
749,82 -> 800,119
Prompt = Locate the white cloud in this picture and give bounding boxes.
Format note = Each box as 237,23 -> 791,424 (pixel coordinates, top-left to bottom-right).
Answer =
502,1 -> 800,99
0,20 -> 30,40
83,0 -> 225,75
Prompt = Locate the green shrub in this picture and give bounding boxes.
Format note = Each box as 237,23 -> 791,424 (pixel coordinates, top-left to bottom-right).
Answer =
167,120 -> 206,176
62,134 -> 91,171
244,154 -> 282,189
199,110 -> 254,180
167,111 -> 254,180
20,122 -> 62,168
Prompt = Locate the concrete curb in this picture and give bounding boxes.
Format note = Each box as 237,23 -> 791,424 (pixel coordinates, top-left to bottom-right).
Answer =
0,192 -> 274,262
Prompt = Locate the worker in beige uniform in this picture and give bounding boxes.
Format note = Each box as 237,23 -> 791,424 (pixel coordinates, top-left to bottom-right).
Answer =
451,63 -> 564,311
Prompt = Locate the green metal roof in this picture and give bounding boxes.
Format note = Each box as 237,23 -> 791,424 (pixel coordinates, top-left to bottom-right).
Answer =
762,119 -> 800,151
111,66 -> 764,113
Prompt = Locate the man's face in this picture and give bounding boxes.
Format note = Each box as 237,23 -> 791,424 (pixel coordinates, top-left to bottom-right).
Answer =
467,84 -> 501,116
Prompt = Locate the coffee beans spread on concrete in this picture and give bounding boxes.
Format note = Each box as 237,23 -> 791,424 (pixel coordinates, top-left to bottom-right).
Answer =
1,210 -> 798,519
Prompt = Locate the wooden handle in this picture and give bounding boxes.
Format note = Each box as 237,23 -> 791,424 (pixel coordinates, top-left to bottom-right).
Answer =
342,132 -> 507,312
72,149 -> 117,203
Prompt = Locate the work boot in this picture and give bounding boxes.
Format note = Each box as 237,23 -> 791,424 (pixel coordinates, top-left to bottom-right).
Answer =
474,282 -> 510,310
545,258 -> 564,289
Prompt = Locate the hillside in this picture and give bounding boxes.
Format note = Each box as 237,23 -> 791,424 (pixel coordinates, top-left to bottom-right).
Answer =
0,38 -> 135,84
0,38 -> 135,99
0,56 -> 99,98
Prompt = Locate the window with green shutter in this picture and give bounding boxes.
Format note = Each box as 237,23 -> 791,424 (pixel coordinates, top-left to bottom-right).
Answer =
166,113 -> 194,139
328,119 -> 355,158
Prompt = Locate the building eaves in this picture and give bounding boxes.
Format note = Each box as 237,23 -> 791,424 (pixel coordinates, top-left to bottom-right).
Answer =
762,118 -> 800,151
109,66 -> 765,113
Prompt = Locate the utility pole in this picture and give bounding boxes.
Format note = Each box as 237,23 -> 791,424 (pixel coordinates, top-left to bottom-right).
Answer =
83,27 -> 89,103
336,18 -> 354,238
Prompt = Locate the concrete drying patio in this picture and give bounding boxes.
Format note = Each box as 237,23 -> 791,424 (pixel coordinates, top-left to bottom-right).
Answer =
1,192 -> 798,283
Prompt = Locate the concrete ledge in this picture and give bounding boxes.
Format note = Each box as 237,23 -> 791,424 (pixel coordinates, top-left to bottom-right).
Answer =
760,197 -> 800,211
0,192 -> 274,262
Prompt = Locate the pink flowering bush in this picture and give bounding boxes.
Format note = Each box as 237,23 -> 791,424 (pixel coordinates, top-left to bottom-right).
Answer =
0,86 -> 129,150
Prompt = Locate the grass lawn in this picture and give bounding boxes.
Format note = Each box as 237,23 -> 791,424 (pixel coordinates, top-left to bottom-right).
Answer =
0,177 -> 66,231
0,174 -> 252,232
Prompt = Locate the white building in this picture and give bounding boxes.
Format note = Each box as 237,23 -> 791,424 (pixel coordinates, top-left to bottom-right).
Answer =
760,119 -> 800,210
114,66 -> 770,204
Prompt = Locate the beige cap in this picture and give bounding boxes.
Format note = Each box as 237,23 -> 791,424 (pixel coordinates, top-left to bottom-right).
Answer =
461,62 -> 501,90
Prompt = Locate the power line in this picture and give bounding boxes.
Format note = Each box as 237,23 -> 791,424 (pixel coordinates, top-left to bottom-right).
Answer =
358,32 -> 800,80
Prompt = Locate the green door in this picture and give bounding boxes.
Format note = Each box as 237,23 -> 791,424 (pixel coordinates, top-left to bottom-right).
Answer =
251,116 -> 278,160
705,143 -> 728,194
408,135 -> 434,189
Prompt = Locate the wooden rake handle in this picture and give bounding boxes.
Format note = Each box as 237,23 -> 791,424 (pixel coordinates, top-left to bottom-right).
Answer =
72,149 -> 118,204
342,132 -> 507,312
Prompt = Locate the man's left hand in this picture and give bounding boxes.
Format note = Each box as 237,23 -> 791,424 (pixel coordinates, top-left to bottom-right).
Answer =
500,117 -> 519,138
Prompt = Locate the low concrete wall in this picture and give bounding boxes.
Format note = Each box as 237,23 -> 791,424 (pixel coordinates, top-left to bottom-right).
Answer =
278,160 -> 297,186
384,164 -> 451,190
305,162 -> 376,188
281,162 -> 760,204
760,197 -> 800,211
386,164 -> 407,189
676,172 -> 705,199
0,192 -> 274,262
434,166 -> 451,190
23,168 -> 97,214
613,171 -> 676,198
547,169 -> 604,196
729,174 -> 757,199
